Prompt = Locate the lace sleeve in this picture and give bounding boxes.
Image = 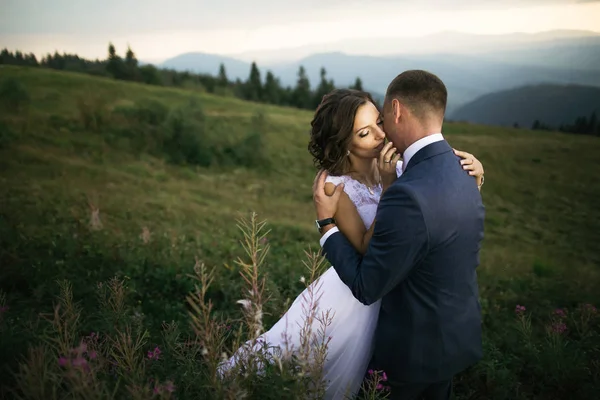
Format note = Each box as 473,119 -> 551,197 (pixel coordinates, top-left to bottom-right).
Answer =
325,175 -> 346,186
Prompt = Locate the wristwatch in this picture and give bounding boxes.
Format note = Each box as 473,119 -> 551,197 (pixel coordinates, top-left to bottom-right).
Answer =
315,217 -> 336,233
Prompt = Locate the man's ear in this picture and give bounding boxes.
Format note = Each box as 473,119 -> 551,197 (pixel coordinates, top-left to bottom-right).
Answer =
392,99 -> 402,123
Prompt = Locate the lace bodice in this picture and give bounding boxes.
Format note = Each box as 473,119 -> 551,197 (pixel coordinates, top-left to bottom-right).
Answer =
325,161 -> 403,229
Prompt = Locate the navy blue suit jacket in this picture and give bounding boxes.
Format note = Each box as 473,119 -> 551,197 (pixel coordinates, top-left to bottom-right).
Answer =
322,139 -> 485,383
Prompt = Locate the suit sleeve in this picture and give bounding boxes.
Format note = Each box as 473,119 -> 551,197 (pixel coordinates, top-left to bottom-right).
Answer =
322,183 -> 429,305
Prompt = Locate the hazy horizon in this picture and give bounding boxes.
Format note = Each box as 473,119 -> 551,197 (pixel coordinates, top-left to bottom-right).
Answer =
2,0 -> 600,63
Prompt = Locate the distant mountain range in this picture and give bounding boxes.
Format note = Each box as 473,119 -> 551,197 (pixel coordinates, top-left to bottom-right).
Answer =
230,29 -> 600,63
156,30 -> 600,115
450,84 -> 600,129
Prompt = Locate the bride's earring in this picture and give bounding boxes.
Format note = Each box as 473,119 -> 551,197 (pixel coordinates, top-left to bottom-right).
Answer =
347,150 -> 350,156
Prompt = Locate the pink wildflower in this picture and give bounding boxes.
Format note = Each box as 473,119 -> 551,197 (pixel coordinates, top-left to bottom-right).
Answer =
553,308 -> 566,318
376,383 -> 384,390
551,322 -> 568,334
164,381 -> 176,393
72,356 -> 88,368
583,304 -> 597,314
147,346 -> 161,361
71,342 -> 87,355
58,357 -> 69,367
382,371 -> 388,382
367,369 -> 374,375
515,305 -> 526,314
88,351 -> 98,360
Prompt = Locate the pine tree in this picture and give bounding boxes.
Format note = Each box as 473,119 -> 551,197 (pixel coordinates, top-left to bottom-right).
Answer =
244,62 -> 262,101
106,42 -> 125,80
587,111 -> 597,134
108,43 -> 117,61
350,77 -> 363,91
124,45 -> 139,81
218,63 -> 228,86
292,66 -> 311,109
263,71 -> 282,104
574,116 -> 588,134
313,67 -> 335,108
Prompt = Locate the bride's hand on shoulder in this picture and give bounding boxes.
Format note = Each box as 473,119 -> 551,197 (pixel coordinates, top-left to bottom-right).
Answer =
313,170 -> 344,220
378,142 -> 401,191
453,148 -> 484,189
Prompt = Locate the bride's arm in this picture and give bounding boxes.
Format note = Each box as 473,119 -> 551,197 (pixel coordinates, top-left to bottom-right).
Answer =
324,183 -> 373,255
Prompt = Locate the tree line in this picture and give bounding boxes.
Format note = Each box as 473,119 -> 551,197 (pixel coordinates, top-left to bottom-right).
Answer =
531,111 -> 599,136
0,44 -> 365,111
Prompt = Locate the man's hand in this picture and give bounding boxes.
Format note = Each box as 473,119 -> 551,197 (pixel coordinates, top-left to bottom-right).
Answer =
312,170 -> 344,220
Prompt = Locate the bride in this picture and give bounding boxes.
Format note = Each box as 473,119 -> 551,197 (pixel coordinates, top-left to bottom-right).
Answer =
219,89 -> 484,399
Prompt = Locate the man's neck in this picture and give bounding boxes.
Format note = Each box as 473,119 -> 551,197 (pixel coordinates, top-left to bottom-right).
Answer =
403,132 -> 439,153
401,118 -> 443,153
402,133 -> 444,170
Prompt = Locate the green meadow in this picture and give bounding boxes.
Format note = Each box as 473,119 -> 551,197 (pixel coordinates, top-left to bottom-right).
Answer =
0,65 -> 599,399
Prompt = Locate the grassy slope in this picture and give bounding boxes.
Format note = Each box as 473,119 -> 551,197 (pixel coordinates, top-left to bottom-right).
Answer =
1,65 -> 599,398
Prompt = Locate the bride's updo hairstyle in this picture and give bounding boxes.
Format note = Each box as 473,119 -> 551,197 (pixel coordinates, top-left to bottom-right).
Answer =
308,89 -> 378,176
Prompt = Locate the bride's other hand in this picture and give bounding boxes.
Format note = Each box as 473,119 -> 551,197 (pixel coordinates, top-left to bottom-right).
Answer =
313,170 -> 344,220
453,148 -> 484,188
378,142 -> 401,191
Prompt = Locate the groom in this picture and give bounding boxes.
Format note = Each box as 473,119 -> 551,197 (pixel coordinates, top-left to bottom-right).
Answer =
313,70 -> 485,400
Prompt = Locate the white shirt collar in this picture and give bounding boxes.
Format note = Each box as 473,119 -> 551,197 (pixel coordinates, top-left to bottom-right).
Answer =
402,133 -> 444,171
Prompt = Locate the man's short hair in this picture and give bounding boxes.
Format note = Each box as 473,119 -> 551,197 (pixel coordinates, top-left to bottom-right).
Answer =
385,70 -> 447,119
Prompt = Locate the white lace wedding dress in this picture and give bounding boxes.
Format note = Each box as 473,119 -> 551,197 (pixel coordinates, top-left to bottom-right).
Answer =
219,162 -> 403,399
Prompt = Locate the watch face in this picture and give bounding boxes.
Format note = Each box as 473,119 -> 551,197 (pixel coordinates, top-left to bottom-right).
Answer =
315,220 -> 321,230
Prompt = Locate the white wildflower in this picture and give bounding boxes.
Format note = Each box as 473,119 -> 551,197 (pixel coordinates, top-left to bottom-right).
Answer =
140,226 -> 151,244
89,207 -> 103,231
254,308 -> 263,323
236,299 -> 251,310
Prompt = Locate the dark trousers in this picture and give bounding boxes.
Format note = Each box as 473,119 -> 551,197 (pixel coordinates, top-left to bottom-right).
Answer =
387,378 -> 453,400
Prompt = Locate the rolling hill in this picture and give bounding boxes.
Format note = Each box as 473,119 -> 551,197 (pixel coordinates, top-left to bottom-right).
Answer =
450,84 -> 600,128
1,66 -> 599,399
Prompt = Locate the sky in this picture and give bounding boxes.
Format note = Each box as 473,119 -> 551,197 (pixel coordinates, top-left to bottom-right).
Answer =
1,0 -> 599,62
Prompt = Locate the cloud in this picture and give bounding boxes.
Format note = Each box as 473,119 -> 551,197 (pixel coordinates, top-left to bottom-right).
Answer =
1,0 -> 598,36
0,0 -> 345,35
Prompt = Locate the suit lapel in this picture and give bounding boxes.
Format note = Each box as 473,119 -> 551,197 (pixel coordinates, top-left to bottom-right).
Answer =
404,140 -> 453,173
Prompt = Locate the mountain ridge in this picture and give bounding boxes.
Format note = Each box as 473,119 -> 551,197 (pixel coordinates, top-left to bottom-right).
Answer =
450,83 -> 600,128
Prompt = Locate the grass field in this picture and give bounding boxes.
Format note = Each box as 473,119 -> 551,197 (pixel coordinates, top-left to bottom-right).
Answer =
0,65 -> 599,399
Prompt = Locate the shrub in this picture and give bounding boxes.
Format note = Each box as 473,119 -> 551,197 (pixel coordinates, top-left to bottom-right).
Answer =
221,112 -> 270,169
119,99 -> 169,127
0,77 -> 30,113
161,101 -> 212,166
76,95 -> 108,131
105,99 -> 270,170
0,120 -> 18,149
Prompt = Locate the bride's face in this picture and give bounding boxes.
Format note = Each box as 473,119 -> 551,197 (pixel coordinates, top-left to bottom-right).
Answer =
348,102 -> 386,159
